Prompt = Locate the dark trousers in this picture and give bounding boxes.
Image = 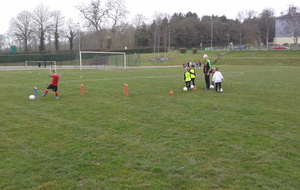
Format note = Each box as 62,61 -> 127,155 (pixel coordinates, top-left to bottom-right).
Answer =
205,75 -> 210,89
215,82 -> 222,92
185,81 -> 191,89
191,78 -> 195,86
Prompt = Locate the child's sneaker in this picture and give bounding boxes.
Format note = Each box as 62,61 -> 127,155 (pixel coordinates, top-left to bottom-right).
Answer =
42,94 -> 47,97
55,96 -> 59,99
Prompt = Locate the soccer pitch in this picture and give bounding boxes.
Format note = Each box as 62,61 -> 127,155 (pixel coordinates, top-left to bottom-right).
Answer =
1,66 -> 299,189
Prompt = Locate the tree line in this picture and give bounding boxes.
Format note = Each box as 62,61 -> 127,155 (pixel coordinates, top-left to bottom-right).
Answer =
0,0 -> 298,54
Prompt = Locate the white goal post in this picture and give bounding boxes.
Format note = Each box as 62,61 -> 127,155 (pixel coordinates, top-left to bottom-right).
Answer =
79,51 -> 126,70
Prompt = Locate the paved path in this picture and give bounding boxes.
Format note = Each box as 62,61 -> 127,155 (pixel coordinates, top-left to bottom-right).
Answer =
0,65 -> 183,71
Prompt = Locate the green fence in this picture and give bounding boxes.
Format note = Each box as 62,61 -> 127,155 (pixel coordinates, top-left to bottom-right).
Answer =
0,53 -> 140,67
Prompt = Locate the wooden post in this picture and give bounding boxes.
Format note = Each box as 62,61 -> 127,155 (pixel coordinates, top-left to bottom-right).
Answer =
124,84 -> 128,96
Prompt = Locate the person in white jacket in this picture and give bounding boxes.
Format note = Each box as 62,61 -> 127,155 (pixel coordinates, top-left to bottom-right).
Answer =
212,67 -> 225,92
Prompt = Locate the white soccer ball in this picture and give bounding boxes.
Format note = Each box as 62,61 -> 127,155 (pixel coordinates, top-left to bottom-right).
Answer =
190,85 -> 194,89
29,95 -> 35,100
183,87 -> 188,91
219,88 -> 223,93
210,85 -> 214,89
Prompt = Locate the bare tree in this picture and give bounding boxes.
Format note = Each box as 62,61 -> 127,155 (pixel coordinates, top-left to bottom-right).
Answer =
237,11 -> 245,45
161,17 -> 169,58
76,0 -> 110,32
106,0 -> 128,32
286,6 -> 300,44
152,12 -> 165,58
32,4 -> 52,52
259,8 -> 275,47
109,23 -> 135,49
66,19 -> 77,52
132,14 -> 147,29
242,10 -> 258,45
0,34 -> 5,52
76,0 -> 110,50
9,11 -> 33,52
105,0 -> 128,49
52,10 -> 65,52
76,0 -> 128,50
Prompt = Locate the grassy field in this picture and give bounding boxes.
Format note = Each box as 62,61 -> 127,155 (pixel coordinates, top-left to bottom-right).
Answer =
136,49 -> 300,66
0,51 -> 299,189
217,50 -> 300,66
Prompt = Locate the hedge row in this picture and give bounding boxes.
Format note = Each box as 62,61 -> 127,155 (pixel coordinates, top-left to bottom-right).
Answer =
0,48 -> 165,64
0,53 -> 78,64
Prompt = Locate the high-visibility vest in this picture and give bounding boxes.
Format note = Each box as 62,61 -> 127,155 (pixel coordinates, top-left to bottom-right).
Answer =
184,71 -> 191,81
190,69 -> 195,78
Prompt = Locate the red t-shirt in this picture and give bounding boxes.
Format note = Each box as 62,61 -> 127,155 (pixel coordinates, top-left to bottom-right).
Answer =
50,75 -> 60,86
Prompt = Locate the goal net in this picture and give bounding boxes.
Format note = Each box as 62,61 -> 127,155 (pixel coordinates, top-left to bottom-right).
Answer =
25,60 -> 57,74
78,51 -> 126,70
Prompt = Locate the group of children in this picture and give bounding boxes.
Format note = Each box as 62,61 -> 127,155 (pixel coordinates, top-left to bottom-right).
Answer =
182,61 -> 202,69
183,54 -> 225,92
183,65 -> 196,90
40,55 -> 224,100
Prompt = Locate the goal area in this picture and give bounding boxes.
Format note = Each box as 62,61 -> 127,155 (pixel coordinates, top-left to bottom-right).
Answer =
25,60 -> 57,74
25,60 -> 56,68
78,51 -> 126,70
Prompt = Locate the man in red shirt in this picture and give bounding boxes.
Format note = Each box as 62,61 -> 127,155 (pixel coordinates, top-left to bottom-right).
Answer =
42,70 -> 60,99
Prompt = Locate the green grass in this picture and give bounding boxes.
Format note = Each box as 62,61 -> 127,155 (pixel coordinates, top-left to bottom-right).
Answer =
216,50 -> 300,66
1,52 -> 300,189
139,50 -> 223,66
138,50 -> 300,66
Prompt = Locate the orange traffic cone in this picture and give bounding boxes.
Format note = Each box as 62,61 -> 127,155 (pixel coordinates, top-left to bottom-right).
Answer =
170,90 -> 173,94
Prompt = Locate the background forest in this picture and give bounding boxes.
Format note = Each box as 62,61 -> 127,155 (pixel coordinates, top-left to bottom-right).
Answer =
0,0 -> 298,54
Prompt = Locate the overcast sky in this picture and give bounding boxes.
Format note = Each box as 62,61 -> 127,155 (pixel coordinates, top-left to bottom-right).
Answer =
0,0 -> 298,34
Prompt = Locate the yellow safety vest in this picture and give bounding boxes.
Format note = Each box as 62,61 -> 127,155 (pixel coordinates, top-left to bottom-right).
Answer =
184,71 -> 191,81
190,69 -> 195,79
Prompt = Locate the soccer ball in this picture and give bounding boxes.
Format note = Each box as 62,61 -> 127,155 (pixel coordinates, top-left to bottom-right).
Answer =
29,95 -> 35,100
183,87 -> 188,91
219,88 -> 223,93
190,85 -> 194,89
210,85 -> 214,89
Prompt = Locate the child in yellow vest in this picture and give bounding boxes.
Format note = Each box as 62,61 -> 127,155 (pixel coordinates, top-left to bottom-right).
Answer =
183,67 -> 191,90
189,65 -> 196,88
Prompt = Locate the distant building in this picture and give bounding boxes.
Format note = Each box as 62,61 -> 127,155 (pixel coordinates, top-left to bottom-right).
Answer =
274,7 -> 300,45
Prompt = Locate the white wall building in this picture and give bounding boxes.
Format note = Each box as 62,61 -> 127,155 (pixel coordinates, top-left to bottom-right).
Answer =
273,7 -> 300,45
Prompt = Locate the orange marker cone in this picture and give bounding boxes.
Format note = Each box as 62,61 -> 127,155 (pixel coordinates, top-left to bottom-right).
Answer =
170,90 -> 173,94
80,84 -> 84,96
194,86 -> 197,90
124,84 -> 128,96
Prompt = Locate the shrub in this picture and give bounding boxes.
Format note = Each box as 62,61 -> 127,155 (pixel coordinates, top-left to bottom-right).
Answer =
179,48 -> 187,53
192,48 -> 197,54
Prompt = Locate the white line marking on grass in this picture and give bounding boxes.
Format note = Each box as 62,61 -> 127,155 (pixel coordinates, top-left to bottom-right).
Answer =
223,72 -> 245,77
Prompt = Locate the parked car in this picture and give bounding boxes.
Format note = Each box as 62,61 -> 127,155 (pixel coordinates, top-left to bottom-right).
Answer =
272,46 -> 289,50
